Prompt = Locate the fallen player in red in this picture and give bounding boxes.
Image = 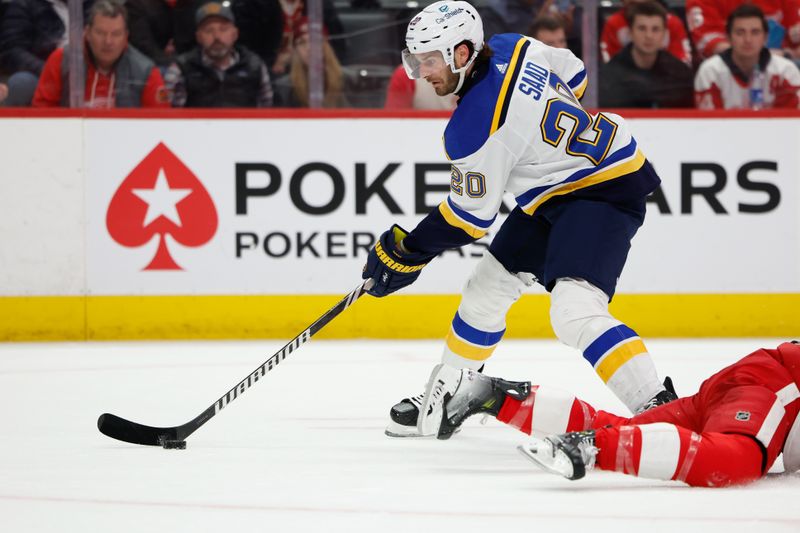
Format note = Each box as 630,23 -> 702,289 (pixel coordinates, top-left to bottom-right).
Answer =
434,341 -> 800,487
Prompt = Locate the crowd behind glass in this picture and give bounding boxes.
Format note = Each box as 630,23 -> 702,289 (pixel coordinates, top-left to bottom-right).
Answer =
1,0 -> 798,109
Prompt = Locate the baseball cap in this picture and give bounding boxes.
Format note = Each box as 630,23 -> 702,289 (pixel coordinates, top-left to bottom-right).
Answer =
195,1 -> 235,27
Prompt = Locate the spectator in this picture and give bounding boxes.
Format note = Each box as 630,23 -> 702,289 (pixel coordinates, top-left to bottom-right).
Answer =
3,70 -> 40,106
0,82 -> 8,104
480,0 -> 578,55
529,14 -> 568,48
270,0 -> 345,76
125,0 -> 199,68
164,1 -> 273,107
0,0 -> 92,105
384,65 -> 457,110
480,0 -> 545,39
230,0 -> 284,72
32,0 -> 170,108
686,0 -> 800,60
601,0 -> 691,66
695,4 -> 800,109
599,1 -> 694,108
272,18 -> 347,107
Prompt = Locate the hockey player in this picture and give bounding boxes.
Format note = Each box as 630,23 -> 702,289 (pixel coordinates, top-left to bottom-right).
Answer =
361,1 -> 676,438
434,341 -> 800,487
694,4 -> 800,110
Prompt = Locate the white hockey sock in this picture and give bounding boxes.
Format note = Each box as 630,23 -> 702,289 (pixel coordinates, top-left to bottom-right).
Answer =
440,252 -> 528,369
551,278 -> 662,412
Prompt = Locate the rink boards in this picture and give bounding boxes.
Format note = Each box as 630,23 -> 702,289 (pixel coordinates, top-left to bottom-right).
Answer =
0,110 -> 798,340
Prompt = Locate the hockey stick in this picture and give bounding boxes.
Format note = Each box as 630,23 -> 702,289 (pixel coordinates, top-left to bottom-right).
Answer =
97,278 -> 374,447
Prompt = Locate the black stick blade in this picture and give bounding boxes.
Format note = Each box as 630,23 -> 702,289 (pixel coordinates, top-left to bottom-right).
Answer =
97,413 -> 179,446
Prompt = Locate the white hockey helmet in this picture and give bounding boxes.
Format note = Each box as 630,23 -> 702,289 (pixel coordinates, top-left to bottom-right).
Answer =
402,1 -> 484,91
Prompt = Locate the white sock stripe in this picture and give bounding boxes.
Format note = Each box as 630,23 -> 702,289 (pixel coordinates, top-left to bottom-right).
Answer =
750,382 -> 799,451
777,382 -> 800,406
755,397 -> 787,448
675,431 -> 702,483
637,423 -> 682,480
529,385 -> 575,437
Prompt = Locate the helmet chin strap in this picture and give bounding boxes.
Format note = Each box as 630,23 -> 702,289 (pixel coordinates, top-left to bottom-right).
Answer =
451,50 -> 479,94
453,70 -> 468,94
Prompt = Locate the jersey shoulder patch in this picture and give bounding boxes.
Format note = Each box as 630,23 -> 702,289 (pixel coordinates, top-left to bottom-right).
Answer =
444,34 -> 530,160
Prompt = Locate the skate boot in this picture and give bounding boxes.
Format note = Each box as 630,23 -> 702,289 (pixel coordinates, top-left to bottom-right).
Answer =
417,363 -> 465,437
385,365 -> 462,438
637,376 -> 678,414
386,365 -> 486,438
438,369 -> 530,440
386,364 -> 460,438
518,430 -> 598,480
386,393 -> 427,437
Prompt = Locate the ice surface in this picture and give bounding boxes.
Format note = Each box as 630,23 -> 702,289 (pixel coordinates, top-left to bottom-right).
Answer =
1,338 -> 798,532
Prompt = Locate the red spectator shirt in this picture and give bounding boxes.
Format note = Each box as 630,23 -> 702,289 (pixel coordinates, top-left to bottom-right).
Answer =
686,0 -> 800,59
601,9 -> 692,65
695,49 -> 800,108
383,65 -> 456,110
33,47 -> 169,108
384,65 -> 415,109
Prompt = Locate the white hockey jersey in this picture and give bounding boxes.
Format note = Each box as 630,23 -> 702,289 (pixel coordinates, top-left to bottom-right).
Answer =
438,33 -> 655,240
695,49 -> 800,109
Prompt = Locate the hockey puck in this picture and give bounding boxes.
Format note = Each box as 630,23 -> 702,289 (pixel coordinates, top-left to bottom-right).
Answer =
161,440 -> 187,450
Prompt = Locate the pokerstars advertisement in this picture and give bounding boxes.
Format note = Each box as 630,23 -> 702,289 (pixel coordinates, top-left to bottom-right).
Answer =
85,119 -> 500,295
84,117 -> 800,296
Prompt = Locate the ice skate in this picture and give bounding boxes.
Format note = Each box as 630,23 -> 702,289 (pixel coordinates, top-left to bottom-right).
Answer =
636,376 -> 678,414
385,363 -> 462,438
415,363 -> 465,437
518,430 -> 598,480
385,393 -> 429,437
438,369 -> 530,440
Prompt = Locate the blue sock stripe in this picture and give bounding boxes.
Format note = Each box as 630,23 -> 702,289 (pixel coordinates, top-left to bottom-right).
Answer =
452,312 -> 505,347
583,325 -> 638,366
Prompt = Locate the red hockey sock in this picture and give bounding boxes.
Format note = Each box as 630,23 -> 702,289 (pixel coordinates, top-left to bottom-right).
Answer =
595,424 -> 764,487
496,385 -> 596,436
497,388 -> 535,434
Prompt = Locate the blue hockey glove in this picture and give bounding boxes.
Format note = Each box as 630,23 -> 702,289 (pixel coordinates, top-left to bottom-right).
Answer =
362,224 -> 432,297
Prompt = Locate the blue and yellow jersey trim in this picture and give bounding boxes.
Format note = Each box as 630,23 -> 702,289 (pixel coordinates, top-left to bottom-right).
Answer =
583,325 -> 648,383
445,312 -> 506,362
490,36 -> 531,135
438,197 -> 495,239
444,33 -> 531,160
516,139 -> 646,215
568,70 -> 587,100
